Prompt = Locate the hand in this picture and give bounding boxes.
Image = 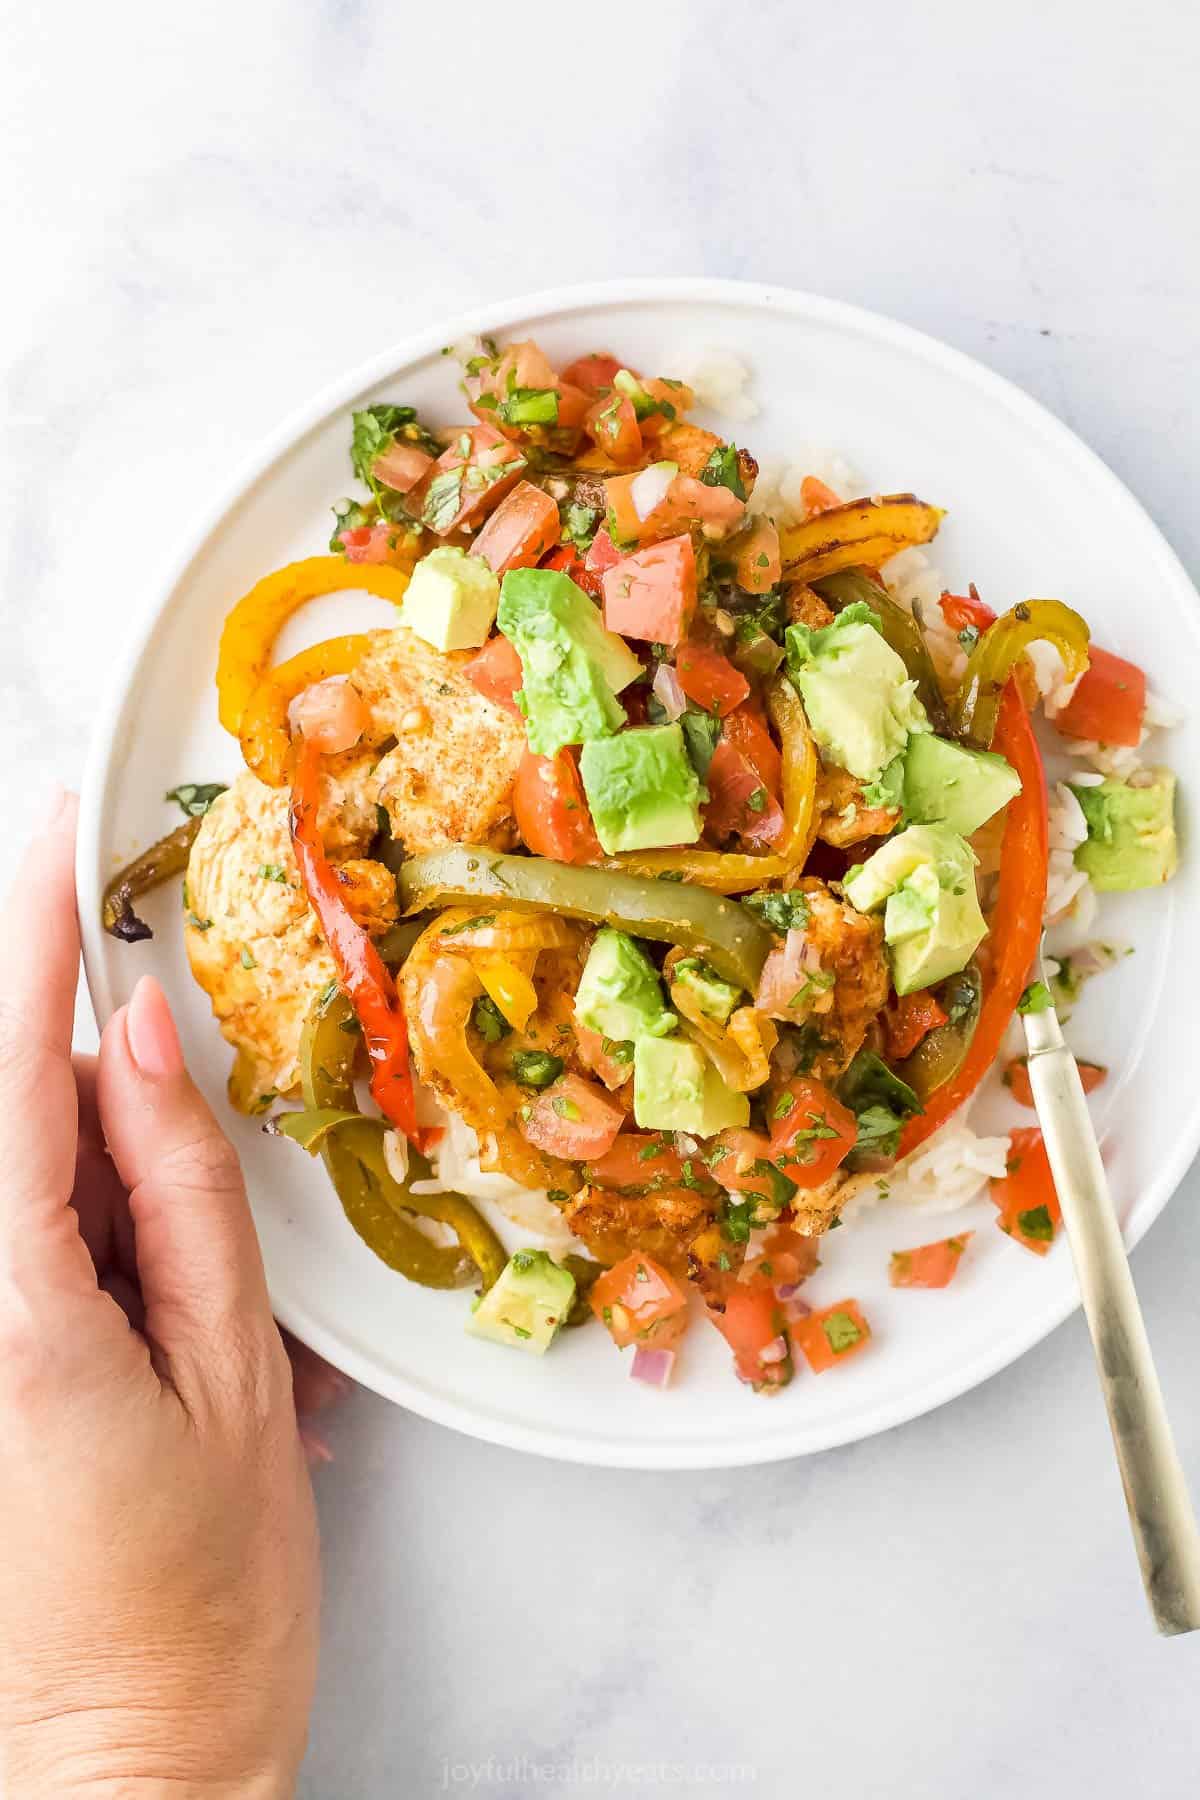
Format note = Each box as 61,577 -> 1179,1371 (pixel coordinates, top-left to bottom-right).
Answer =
0,793 -> 320,1797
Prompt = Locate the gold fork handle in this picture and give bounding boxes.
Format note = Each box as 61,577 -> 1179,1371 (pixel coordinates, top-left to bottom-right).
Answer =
1027,1035 -> 1200,1634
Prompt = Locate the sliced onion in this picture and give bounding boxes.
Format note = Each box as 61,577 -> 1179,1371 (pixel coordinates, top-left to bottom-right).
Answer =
759,1334 -> 789,1366
631,460 -> 678,521
630,1346 -> 676,1388
651,663 -> 687,720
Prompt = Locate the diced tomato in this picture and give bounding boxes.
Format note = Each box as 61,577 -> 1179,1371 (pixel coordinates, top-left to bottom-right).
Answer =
586,527 -> 621,578
721,703 -> 782,797
938,590 -> 997,634
520,1072 -> 625,1161
513,747 -> 602,864
538,542 -> 604,601
990,1127 -> 1061,1255
707,1273 -> 792,1390
602,534 -> 697,647
730,517 -> 781,595
703,737 -> 784,846
707,1128 -> 790,1208
767,1077 -> 858,1189
561,352 -> 624,396
883,989 -> 949,1062
749,1224 -> 822,1291
889,1233 -> 973,1289
591,1253 -> 690,1350
606,469 -> 746,548
1004,1057 -> 1106,1109
799,476 -> 843,517
338,523 -> 412,566
791,1300 -> 872,1372
471,481 -> 560,575
675,644 -> 750,716
289,676 -> 369,755
586,1131 -> 687,1190
585,393 -> 643,466
407,425 -> 525,536
464,633 -> 524,715
637,376 -> 695,435
1053,645 -> 1147,748
574,1024 -> 634,1091
371,439 -> 434,494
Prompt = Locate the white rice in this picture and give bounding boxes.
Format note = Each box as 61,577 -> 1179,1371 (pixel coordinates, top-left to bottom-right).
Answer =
675,346 -> 761,422
747,451 -> 859,524
410,1109 -> 579,1255
845,1108 -> 1011,1217
1044,781 -> 1092,922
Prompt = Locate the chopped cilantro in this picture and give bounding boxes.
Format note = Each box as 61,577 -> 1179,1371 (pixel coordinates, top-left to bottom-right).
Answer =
546,1189 -> 569,1206
1018,980 -> 1054,1015
746,786 -> 768,814
185,911 -> 213,932
499,387 -> 558,426
440,913 -> 497,936
680,709 -> 720,779
699,444 -> 747,501
165,782 -> 227,818
552,1094 -> 581,1120
741,889 -> 811,935
511,1050 -> 564,1090
258,864 -> 289,884
239,947 -> 257,971
1017,1204 -> 1055,1242
561,502 -> 598,553
471,995 -> 510,1044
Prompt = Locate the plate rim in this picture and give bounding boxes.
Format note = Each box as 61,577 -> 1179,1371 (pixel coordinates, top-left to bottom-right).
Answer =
77,276 -> 1200,1468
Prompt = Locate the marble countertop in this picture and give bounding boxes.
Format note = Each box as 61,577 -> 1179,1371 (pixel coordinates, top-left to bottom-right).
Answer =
4,2 -> 1199,1793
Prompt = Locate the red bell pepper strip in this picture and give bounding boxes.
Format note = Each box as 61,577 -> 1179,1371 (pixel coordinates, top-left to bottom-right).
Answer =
898,680 -> 1047,1156
290,735 -> 421,1145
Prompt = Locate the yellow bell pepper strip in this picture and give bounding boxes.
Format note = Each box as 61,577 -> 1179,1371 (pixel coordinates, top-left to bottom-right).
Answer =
954,598 -> 1090,748
216,554 -> 415,735
609,676 -> 818,894
474,954 -> 539,1031
295,988 -> 502,1288
239,632 -> 374,787
778,495 -> 944,584
813,568 -> 951,734
102,817 -> 202,942
396,850 -> 773,993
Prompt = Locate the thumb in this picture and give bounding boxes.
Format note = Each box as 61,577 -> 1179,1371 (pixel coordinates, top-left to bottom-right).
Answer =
97,976 -> 279,1400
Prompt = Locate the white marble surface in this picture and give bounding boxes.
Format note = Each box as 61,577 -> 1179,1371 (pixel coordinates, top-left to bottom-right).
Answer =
4,1 -> 1200,1793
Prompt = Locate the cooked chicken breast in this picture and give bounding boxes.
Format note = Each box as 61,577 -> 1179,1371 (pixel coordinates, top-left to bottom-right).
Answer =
561,1183 -> 716,1277
784,876 -> 890,1081
814,763 -> 903,848
185,765 -> 391,1112
353,628 -> 525,854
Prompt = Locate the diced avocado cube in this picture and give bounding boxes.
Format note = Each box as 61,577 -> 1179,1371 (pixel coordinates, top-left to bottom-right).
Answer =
574,929 -> 676,1043
843,823 -> 987,996
579,723 -> 704,854
903,732 -> 1022,837
398,545 -> 499,651
1070,770 -> 1178,891
671,957 -> 741,1024
785,601 -> 930,782
633,1036 -> 750,1135
497,566 -> 642,756
465,1249 -> 576,1354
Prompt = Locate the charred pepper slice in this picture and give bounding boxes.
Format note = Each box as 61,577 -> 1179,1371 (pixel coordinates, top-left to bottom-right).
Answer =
954,598 -> 1090,749
102,817 -> 203,942
395,848 -> 772,993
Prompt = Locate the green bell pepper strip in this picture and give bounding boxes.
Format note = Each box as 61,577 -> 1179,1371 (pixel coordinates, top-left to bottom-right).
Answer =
102,817 -> 202,942
373,916 -> 428,967
893,963 -> 982,1102
953,598 -> 1090,748
395,848 -> 772,993
295,988 -> 503,1289
813,568 -> 952,734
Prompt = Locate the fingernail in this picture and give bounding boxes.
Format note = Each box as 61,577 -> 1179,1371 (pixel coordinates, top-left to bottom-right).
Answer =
126,976 -> 184,1079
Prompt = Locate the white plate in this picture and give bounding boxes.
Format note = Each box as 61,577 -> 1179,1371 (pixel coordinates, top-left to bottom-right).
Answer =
78,279 -> 1200,1469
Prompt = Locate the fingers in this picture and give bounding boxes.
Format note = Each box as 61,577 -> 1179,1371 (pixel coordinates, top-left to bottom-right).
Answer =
96,977 -> 277,1393
283,1332 -> 350,1417
0,792 -> 99,1304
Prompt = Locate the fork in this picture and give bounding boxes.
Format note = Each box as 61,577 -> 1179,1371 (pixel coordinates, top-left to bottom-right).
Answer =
1024,942 -> 1200,1634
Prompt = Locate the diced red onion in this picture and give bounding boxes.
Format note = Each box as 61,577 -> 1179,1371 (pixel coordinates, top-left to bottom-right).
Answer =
630,1346 -> 676,1388
778,1295 -> 811,1324
759,1334 -> 789,1366
651,663 -> 687,720
774,1281 -> 802,1300
631,460 -> 677,521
